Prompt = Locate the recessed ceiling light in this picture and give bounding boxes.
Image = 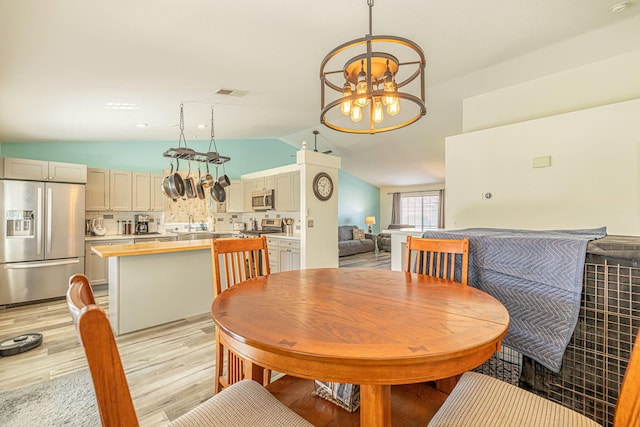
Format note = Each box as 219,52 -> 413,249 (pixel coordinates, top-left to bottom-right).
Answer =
105,102 -> 139,110
610,1 -> 630,13
135,123 -> 148,128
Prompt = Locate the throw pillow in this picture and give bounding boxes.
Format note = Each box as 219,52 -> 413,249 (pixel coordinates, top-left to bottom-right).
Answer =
352,228 -> 365,240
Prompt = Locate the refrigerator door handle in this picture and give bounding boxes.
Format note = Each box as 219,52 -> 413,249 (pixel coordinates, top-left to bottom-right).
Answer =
36,187 -> 43,255
4,259 -> 80,270
46,187 -> 53,254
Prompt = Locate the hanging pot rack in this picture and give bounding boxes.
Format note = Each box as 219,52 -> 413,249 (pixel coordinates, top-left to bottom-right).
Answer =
162,103 -> 231,165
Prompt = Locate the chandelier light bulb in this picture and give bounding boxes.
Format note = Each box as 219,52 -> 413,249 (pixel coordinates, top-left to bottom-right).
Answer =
373,98 -> 384,123
387,98 -> 400,116
351,103 -> 363,122
341,83 -> 353,115
355,61 -> 370,107
382,61 -> 397,106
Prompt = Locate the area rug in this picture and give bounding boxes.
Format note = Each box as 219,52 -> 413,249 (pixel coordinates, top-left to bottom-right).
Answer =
0,369 -> 100,426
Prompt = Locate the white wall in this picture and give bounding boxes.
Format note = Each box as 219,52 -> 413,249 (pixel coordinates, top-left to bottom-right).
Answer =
463,49 -> 640,132
445,98 -> 640,235
298,149 -> 341,269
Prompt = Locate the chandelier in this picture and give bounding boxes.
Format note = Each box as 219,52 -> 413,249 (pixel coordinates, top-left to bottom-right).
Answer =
320,0 -> 426,134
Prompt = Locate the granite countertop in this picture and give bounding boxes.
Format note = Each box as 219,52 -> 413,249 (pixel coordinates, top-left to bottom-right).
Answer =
91,239 -> 214,258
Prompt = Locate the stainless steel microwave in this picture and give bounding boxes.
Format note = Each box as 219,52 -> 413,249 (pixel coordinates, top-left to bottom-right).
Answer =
252,189 -> 274,211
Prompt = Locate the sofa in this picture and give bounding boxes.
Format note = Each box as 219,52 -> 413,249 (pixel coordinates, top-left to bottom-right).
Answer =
338,225 -> 376,256
376,224 -> 413,252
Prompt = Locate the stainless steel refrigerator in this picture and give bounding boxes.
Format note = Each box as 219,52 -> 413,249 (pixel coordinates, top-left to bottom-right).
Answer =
0,180 -> 85,305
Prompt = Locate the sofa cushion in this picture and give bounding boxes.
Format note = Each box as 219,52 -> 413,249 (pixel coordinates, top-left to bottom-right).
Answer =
339,239 -> 375,256
352,228 -> 365,240
338,225 -> 357,241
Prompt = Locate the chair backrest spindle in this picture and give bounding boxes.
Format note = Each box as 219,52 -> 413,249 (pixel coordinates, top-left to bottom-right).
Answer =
405,237 -> 470,285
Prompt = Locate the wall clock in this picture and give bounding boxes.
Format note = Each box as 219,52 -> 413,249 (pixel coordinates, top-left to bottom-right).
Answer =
312,172 -> 333,201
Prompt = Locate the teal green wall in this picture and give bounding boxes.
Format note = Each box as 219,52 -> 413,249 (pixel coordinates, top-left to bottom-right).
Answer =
1,140 -> 381,229
338,170 -> 380,234
0,139 -> 296,178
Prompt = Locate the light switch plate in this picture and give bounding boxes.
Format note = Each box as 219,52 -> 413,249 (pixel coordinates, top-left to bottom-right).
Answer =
532,156 -> 552,168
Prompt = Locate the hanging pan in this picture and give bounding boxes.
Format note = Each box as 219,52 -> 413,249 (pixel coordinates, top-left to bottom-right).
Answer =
211,182 -> 226,203
218,162 -> 230,188
196,166 -> 206,199
184,161 -> 197,199
162,160 -> 185,200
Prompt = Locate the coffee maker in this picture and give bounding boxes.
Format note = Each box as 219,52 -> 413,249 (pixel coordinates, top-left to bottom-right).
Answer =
134,214 -> 149,234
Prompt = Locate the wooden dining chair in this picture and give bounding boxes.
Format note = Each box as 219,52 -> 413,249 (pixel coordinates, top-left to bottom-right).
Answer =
211,237 -> 272,393
67,273 -> 312,427
404,236 -> 470,393
429,330 -> 640,427
404,236 -> 470,285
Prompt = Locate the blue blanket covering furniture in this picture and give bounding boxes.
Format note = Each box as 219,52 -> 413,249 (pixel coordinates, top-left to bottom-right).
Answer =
422,227 -> 607,372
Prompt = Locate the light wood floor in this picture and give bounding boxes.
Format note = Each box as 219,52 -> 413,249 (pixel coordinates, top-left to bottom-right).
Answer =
0,251 -> 391,426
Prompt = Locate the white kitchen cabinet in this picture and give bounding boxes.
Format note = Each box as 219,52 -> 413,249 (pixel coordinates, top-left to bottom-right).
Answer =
227,179 -> 243,212
278,239 -> 300,272
88,168 -> 164,212
266,237 -> 300,273
85,239 -> 134,285
3,157 -> 87,183
150,173 -> 165,211
243,175 -> 275,211
132,172 -> 151,211
109,170 -> 132,211
86,168 -> 110,210
87,168 -> 132,211
274,171 -> 300,212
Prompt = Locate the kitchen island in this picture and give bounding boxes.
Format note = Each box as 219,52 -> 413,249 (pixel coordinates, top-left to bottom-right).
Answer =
92,239 -> 215,335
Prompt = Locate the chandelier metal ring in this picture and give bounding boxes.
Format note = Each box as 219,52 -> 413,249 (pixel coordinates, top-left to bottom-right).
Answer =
319,1 -> 427,134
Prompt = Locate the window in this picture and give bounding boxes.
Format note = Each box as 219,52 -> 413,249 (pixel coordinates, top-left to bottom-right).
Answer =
400,191 -> 442,229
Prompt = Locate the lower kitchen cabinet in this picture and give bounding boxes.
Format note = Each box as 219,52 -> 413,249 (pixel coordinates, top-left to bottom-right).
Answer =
85,239 -> 133,285
267,237 -> 300,273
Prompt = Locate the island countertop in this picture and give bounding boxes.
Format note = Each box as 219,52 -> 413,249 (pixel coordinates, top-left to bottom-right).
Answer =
92,239 -> 214,258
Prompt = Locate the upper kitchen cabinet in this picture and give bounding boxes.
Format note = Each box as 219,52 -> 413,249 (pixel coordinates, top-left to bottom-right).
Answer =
150,173 -> 165,211
2,157 -> 87,183
243,175 -> 275,211
86,168 -> 132,211
132,172 -> 164,211
132,172 -> 150,211
226,180 -> 243,212
109,170 -> 132,211
275,171 -> 300,212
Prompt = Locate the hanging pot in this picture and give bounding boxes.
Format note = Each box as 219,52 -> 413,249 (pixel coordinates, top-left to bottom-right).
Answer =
211,182 -> 226,203
183,161 -> 197,199
201,162 -> 215,189
196,168 -> 206,199
217,173 -> 231,188
162,161 -> 185,200
218,163 -> 230,187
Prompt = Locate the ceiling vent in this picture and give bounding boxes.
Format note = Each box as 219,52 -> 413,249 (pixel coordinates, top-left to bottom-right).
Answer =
214,88 -> 249,97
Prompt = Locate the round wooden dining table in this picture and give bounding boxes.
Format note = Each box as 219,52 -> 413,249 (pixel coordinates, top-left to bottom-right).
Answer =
211,268 -> 510,427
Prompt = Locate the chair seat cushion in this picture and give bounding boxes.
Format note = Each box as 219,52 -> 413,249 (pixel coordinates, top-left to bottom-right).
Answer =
169,379 -> 313,427
428,372 -> 600,427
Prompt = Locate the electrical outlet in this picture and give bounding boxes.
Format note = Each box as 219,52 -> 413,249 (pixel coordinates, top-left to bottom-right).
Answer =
308,219 -> 314,227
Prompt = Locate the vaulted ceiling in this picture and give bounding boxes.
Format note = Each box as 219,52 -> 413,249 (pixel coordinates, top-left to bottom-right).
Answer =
1,0 -> 639,187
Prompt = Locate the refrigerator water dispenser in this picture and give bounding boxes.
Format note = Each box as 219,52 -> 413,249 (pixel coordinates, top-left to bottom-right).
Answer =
5,210 -> 34,238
